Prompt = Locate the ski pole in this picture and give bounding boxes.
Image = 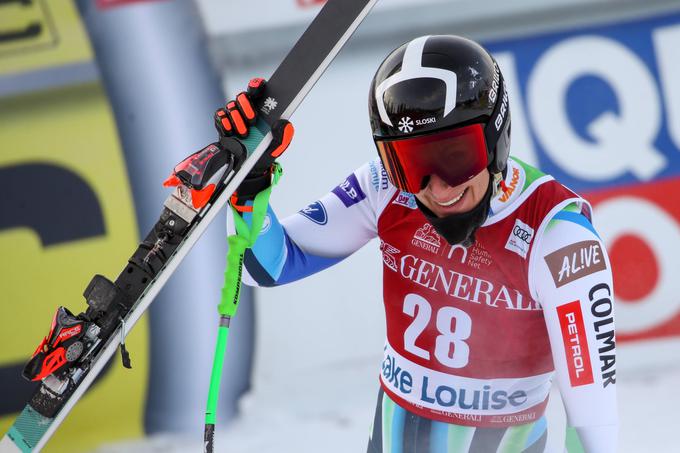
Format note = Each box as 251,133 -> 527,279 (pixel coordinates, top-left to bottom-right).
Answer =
204,164 -> 282,453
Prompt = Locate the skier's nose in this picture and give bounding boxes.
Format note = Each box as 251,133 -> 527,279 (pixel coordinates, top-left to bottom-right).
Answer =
426,174 -> 456,195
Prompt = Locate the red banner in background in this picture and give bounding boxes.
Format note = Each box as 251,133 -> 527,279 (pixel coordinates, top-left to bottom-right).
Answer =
485,12 -> 680,351
96,0 -> 166,10
585,177 -> 680,343
297,0 -> 326,6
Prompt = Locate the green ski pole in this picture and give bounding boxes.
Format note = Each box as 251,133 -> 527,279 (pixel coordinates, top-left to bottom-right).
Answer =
204,164 -> 282,453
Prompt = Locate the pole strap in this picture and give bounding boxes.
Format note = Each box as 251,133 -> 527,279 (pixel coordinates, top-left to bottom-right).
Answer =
218,162 -> 282,316
204,163 -> 282,437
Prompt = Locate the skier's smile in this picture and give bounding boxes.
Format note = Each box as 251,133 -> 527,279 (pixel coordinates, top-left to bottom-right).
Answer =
415,169 -> 490,218
436,187 -> 466,207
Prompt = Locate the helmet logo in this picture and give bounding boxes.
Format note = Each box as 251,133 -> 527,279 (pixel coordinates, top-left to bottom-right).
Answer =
375,36 -> 458,128
398,117 -> 414,133
494,80 -> 509,131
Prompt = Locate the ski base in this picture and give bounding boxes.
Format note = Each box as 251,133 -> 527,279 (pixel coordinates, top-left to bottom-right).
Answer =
3,405 -> 52,452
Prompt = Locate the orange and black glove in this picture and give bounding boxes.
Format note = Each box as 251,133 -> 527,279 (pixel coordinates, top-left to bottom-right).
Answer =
214,77 -> 266,139
215,78 -> 294,207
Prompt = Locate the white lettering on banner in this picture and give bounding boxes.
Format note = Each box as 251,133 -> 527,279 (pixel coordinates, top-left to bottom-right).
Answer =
653,24 -> 680,152
398,255 -> 540,311
494,53 -> 539,167
380,343 -> 553,415
528,36 -> 666,181
594,197 -> 680,334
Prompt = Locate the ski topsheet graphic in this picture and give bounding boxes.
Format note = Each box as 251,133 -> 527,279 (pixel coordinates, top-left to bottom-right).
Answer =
0,1 -> 377,451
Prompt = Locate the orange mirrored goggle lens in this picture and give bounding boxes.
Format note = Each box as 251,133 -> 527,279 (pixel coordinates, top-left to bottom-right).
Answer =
375,123 -> 489,193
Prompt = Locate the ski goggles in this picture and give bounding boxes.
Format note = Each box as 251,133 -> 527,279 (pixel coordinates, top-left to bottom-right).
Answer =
374,123 -> 489,194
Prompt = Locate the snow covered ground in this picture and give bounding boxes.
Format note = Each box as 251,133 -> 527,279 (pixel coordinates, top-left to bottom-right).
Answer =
96,356 -> 680,453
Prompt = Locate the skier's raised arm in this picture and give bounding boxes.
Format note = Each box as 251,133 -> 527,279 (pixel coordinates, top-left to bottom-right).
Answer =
218,79 -> 392,287
227,157 -> 395,287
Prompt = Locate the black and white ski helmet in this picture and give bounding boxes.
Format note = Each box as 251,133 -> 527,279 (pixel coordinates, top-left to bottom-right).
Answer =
368,35 -> 511,181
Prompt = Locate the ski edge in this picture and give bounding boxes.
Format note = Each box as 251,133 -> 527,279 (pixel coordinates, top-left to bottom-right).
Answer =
30,135 -> 274,453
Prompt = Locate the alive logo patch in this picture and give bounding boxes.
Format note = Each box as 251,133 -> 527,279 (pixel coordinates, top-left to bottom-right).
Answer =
299,201 -> 328,225
332,173 -> 366,207
544,240 -> 607,288
557,301 -> 594,387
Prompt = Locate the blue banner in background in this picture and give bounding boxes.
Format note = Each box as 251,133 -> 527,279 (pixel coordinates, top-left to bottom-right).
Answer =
485,11 -> 680,193
484,10 -> 680,345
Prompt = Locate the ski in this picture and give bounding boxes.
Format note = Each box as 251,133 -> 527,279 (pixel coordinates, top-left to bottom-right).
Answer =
0,1 -> 377,451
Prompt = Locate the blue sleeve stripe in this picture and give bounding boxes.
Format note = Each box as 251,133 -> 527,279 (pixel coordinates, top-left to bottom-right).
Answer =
249,206 -> 286,279
275,234 -> 345,285
552,211 -> 601,239
241,205 -> 346,286
244,249 -> 278,287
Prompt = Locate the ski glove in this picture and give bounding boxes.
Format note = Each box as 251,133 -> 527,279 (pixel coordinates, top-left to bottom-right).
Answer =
214,77 -> 265,139
214,78 -> 294,205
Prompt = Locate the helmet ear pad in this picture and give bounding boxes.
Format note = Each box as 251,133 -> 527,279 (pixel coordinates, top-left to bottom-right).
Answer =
488,112 -> 511,175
